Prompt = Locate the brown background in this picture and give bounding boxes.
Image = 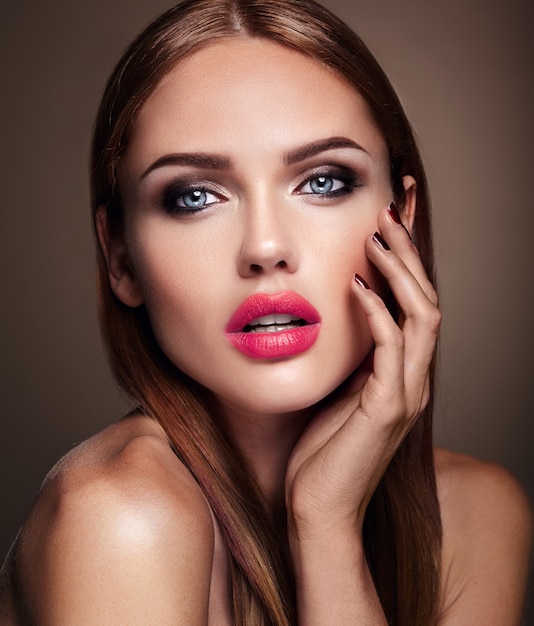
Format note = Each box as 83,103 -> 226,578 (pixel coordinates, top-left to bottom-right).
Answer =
1,0 -> 532,617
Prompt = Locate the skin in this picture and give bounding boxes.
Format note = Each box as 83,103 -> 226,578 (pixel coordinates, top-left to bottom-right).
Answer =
0,38 -> 531,625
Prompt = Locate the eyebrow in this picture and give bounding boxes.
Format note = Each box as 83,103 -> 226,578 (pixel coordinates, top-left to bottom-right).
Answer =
140,153 -> 231,180
140,136 -> 367,180
283,137 -> 368,165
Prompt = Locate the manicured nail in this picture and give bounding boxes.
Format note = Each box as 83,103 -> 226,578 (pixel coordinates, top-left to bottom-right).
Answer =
373,232 -> 390,251
402,224 -> 413,241
387,201 -> 413,240
354,273 -> 370,289
388,201 -> 402,225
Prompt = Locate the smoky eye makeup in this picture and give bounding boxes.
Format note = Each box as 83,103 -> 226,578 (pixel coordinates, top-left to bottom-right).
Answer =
159,179 -> 227,215
294,164 -> 364,200
151,160 -> 366,216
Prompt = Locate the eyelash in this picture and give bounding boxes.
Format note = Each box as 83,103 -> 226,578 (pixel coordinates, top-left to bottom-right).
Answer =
161,182 -> 224,215
160,167 -> 361,216
295,167 -> 361,199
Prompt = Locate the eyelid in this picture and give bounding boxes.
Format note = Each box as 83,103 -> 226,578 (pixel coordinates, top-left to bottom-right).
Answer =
160,178 -> 228,214
293,164 -> 361,195
162,176 -> 227,194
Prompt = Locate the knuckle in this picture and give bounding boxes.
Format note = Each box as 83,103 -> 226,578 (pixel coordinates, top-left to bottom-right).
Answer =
427,306 -> 442,334
416,300 -> 441,334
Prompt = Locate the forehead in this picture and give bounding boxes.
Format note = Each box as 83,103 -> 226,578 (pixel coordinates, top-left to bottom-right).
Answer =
126,37 -> 387,168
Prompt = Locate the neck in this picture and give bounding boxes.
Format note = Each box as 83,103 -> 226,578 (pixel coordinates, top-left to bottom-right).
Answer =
210,397 -> 313,516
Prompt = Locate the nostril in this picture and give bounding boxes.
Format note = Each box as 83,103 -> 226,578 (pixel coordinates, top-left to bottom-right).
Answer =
242,256 -> 293,277
249,260 -> 287,273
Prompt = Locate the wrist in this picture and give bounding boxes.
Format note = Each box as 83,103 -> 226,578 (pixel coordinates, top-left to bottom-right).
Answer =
287,494 -> 365,543
288,528 -> 386,624
288,518 -> 365,569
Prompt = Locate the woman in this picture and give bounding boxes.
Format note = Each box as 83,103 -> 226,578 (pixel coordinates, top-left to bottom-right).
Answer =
0,0 -> 531,623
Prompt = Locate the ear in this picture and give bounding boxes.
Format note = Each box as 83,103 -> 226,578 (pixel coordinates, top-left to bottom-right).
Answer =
95,206 -> 144,308
401,175 -> 417,234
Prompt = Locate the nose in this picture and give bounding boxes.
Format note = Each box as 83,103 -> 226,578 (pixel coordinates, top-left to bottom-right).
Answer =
237,195 -> 298,278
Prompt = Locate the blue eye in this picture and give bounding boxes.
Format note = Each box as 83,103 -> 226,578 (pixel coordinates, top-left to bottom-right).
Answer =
178,189 -> 218,209
297,170 -> 358,198
162,184 -> 220,214
308,176 -> 337,194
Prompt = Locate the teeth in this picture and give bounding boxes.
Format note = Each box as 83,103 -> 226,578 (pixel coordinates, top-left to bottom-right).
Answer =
244,313 -> 307,333
248,323 -> 302,333
248,313 -> 300,326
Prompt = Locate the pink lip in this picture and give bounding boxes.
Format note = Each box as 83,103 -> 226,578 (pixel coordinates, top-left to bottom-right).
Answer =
225,291 -> 321,359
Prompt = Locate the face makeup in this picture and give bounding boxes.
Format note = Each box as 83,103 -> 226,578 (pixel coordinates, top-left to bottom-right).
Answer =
117,38 -> 393,418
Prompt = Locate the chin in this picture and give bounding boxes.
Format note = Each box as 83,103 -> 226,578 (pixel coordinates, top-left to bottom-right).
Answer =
210,364 -> 354,421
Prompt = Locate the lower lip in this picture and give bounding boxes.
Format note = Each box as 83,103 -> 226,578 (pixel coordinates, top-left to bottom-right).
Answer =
226,324 -> 320,359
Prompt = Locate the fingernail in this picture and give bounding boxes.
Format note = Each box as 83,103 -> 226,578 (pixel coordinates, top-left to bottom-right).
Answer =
354,273 -> 370,289
388,201 -> 413,240
402,224 -> 413,241
373,232 -> 390,251
388,201 -> 402,224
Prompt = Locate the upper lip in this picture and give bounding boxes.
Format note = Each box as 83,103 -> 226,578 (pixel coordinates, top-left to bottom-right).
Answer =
225,291 -> 321,333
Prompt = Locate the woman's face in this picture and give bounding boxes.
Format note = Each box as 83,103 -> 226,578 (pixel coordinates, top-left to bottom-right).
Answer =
113,37 -> 395,419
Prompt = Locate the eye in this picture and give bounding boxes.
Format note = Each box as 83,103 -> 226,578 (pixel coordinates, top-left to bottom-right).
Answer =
295,168 -> 360,198
177,189 -> 219,209
302,175 -> 343,194
162,183 -> 222,215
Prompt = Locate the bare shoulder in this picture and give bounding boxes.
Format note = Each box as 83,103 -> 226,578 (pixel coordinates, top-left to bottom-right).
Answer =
434,447 -> 532,625
435,446 -> 532,526
1,415 -> 214,625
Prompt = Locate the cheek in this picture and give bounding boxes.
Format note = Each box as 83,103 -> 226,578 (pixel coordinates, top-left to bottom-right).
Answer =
320,217 -> 376,289
331,213 -> 387,297
125,231 -> 204,341
127,219 -> 205,300
319,216 -> 384,359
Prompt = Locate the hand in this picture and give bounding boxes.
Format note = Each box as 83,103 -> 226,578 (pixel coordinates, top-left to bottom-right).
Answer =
285,201 -> 441,539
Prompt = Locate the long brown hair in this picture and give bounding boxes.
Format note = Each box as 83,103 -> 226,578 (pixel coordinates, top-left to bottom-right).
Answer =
91,1 -> 442,623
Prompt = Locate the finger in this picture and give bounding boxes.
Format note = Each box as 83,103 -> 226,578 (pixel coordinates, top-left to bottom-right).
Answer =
365,231 -> 440,342
377,202 -> 438,307
363,231 -> 440,414
352,274 -> 406,423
